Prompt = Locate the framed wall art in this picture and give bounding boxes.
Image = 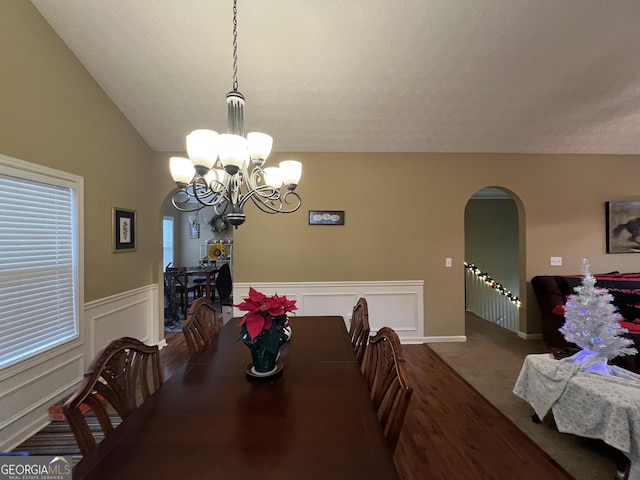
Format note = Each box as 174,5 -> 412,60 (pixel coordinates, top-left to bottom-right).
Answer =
112,207 -> 136,252
309,210 -> 345,225
606,201 -> 640,253
189,216 -> 200,239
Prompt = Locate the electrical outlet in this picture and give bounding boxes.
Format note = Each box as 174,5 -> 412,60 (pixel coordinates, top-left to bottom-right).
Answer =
550,256 -> 562,266
445,257 -> 452,267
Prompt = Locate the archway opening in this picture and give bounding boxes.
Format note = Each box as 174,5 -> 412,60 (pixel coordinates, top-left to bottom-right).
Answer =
464,187 -> 524,334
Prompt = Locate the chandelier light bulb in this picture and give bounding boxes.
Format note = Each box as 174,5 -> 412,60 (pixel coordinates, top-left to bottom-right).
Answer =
247,132 -> 273,165
262,167 -> 283,189
218,133 -> 248,174
187,129 -> 219,173
279,160 -> 302,189
170,156 -> 195,186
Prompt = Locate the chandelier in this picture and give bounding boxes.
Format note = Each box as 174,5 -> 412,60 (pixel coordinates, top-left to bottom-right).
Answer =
169,0 -> 302,228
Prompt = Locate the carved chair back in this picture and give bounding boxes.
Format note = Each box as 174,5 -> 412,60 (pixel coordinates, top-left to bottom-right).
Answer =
349,297 -> 370,364
62,337 -> 163,456
182,297 -> 222,356
361,326 -> 413,452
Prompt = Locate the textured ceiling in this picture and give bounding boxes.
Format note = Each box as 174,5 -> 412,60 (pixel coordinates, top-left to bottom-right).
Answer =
31,0 -> 640,154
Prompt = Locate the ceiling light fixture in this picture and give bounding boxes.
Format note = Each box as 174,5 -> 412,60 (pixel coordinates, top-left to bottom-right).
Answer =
169,0 -> 302,228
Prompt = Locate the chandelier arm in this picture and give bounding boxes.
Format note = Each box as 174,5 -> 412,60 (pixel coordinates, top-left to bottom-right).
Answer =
245,165 -> 281,201
171,189 -> 206,213
236,184 -> 277,208
244,188 -> 302,214
191,177 -> 229,209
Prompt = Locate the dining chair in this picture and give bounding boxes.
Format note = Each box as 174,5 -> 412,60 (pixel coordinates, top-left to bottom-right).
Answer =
182,297 -> 222,356
349,297 -> 370,365
361,326 -> 413,453
165,265 -> 200,316
62,337 -> 163,456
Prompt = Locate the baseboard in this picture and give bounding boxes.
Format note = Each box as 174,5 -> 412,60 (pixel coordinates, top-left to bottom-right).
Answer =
424,336 -> 467,343
518,332 -> 543,340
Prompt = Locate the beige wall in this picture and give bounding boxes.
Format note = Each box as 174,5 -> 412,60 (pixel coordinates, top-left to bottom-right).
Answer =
224,152 -> 640,338
0,1 -> 156,302
6,2 -> 640,342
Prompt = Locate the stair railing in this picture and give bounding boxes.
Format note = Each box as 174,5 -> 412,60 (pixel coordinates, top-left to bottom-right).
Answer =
464,262 -> 520,332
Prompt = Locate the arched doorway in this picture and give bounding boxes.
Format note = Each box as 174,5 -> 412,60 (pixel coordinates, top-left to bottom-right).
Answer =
160,194 -> 234,333
464,187 -> 523,334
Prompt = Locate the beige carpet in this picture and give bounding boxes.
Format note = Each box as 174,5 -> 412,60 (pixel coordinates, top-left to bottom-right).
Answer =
428,312 -> 621,480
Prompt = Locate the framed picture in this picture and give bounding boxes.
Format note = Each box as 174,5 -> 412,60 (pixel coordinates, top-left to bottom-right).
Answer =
112,207 -> 136,252
189,222 -> 200,239
606,201 -> 640,253
309,210 -> 345,225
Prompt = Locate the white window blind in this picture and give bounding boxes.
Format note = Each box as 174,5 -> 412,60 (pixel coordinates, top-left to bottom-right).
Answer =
0,171 -> 78,369
162,216 -> 174,269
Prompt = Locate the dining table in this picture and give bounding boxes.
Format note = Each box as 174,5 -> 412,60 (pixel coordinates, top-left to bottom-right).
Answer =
185,264 -> 219,300
73,316 -> 400,480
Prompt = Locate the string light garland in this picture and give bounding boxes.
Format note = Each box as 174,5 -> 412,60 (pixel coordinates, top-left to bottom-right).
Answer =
464,262 -> 521,307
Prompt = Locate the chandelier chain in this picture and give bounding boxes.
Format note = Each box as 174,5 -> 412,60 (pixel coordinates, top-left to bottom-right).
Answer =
232,0 -> 238,92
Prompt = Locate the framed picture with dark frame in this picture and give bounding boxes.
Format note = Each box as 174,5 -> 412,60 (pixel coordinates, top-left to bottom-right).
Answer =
309,210 -> 345,225
606,201 -> 640,253
112,207 -> 136,252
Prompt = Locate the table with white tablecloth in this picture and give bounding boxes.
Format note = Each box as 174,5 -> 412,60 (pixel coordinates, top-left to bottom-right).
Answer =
514,353 -> 640,480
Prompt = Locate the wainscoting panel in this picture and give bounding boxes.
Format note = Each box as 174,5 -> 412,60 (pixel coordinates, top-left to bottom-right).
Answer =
233,281 -> 425,344
0,354 -> 84,451
85,285 -> 157,358
300,293 -> 359,318
366,292 -> 419,333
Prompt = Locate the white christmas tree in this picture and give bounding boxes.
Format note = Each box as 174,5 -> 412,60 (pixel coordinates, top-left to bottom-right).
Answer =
559,259 -> 636,370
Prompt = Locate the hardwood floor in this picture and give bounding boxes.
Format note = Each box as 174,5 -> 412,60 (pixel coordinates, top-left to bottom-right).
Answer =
161,332 -> 574,480
395,344 -> 573,480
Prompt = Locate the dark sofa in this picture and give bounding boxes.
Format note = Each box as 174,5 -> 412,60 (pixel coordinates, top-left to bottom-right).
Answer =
531,272 -> 640,372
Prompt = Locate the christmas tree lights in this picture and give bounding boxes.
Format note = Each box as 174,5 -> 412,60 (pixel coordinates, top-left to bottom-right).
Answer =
560,259 -> 637,371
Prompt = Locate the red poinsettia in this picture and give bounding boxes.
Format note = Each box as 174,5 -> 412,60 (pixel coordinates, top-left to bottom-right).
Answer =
236,287 -> 297,340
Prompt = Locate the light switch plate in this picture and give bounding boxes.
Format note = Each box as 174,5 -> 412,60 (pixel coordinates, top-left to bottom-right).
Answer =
445,257 -> 452,267
550,256 -> 562,266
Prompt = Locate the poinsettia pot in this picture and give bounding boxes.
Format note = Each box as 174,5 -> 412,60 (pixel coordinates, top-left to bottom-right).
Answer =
242,315 -> 289,374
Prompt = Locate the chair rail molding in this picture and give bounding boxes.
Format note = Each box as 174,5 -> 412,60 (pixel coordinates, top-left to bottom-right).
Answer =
233,280 -> 426,344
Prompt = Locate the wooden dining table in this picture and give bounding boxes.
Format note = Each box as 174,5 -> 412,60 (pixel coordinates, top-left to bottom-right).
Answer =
185,265 -> 219,299
73,316 -> 400,480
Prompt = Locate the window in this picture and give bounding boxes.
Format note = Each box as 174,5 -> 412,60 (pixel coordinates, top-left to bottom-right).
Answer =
0,155 -> 82,369
162,216 -> 174,269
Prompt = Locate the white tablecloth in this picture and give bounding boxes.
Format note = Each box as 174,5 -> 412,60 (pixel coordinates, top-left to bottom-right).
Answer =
514,354 -> 640,480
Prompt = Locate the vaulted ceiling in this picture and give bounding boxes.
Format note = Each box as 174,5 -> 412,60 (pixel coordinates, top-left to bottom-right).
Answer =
31,0 -> 640,155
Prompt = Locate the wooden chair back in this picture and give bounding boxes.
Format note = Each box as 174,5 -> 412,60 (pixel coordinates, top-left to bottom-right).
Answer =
166,266 -> 199,314
349,297 -> 370,364
182,297 -> 222,356
361,326 -> 413,453
62,337 -> 163,456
